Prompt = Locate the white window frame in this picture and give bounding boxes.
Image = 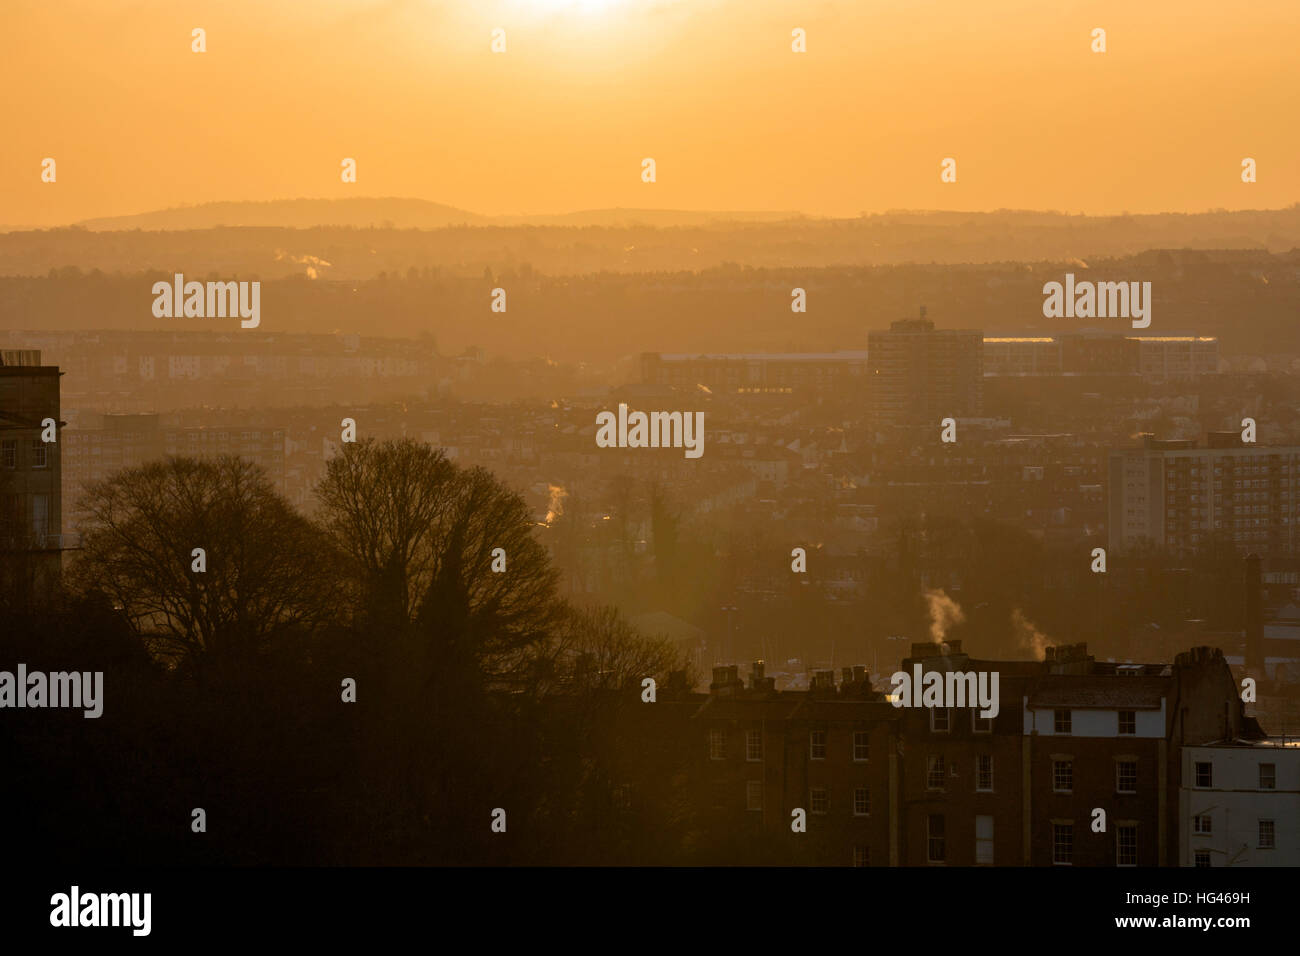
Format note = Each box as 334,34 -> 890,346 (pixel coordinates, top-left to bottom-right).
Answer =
709,728 -> 727,761
810,787 -> 829,815
1258,819 -> 1275,849
1115,759 -> 1137,794
927,754 -> 946,791
1052,822 -> 1073,866
1116,824 -> 1137,867
853,787 -> 870,816
1194,761 -> 1212,788
1054,709 -> 1072,735
852,730 -> 870,762
809,730 -> 826,761
927,814 -> 945,864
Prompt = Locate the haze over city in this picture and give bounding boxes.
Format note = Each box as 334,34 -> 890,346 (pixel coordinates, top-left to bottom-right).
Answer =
2,0 -> 1297,937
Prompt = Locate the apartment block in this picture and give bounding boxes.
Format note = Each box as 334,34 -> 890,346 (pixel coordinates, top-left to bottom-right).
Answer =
1109,435 -> 1300,556
984,331 -> 1218,380
62,413 -> 286,522
0,349 -> 67,608
868,314 -> 983,430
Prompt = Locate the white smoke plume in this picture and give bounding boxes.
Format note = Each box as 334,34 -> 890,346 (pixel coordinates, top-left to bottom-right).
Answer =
1012,608 -> 1054,661
923,588 -> 965,645
545,483 -> 568,525
274,250 -> 334,279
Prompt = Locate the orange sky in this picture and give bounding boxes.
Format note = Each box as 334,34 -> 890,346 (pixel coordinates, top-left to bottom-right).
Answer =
3,0 -> 1297,226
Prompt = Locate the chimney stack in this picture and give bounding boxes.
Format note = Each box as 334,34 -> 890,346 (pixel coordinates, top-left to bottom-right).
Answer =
710,665 -> 744,696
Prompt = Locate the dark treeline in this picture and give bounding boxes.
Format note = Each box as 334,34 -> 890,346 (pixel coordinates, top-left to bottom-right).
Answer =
3,250 -> 1299,362
8,205 -> 1300,277
0,440 -> 708,865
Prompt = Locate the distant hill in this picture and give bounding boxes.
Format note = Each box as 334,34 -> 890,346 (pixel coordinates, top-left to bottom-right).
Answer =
493,208 -> 803,227
75,198 -> 490,231
71,198 -> 803,232
59,198 -> 1300,238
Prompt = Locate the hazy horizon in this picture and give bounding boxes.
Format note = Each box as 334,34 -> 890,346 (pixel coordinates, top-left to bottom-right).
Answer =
6,0 -> 1298,228
9,195 -> 1300,235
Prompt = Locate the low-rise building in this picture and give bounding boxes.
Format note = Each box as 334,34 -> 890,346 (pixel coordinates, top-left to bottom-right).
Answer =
1179,738 -> 1300,866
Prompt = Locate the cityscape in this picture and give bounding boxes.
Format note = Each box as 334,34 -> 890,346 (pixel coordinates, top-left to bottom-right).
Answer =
3,0 -> 1296,940
4,292 -> 1298,870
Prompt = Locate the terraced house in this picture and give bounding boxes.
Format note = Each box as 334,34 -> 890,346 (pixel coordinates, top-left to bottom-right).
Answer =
689,642 -> 1258,866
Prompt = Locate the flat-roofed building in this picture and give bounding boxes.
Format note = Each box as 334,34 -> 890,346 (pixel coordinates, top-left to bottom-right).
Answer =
63,413 -> 285,525
983,330 -> 1218,380
869,313 -> 983,429
1109,435 -> 1300,556
982,336 -> 1060,376
0,349 -> 68,608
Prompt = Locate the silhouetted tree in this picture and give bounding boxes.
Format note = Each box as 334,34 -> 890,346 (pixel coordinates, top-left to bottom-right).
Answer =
317,440 -> 562,689
70,455 -> 341,677
507,604 -> 696,864
547,603 -> 689,693
314,438 -> 457,626
315,440 -> 566,862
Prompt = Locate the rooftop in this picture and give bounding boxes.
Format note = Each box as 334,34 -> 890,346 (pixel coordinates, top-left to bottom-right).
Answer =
1027,675 -> 1168,709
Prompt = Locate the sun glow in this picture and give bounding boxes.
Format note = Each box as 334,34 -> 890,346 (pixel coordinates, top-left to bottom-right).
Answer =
517,0 -> 625,14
